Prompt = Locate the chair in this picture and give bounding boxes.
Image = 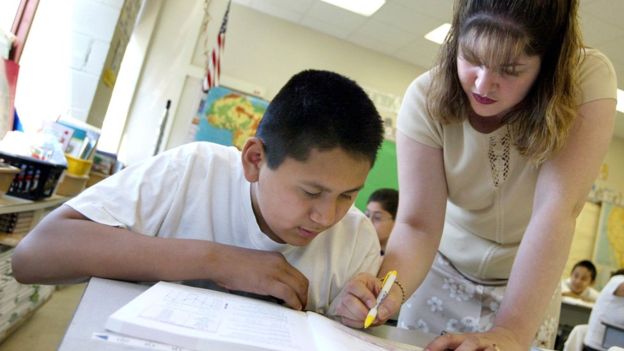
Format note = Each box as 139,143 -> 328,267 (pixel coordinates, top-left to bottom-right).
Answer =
563,324 -> 588,351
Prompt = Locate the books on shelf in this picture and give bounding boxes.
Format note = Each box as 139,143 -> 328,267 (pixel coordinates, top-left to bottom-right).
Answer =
0,211 -> 33,234
0,245 -> 55,341
56,117 -> 101,160
106,281 -> 421,351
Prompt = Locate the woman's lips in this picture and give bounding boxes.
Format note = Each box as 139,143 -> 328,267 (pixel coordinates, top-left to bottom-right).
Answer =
472,93 -> 496,105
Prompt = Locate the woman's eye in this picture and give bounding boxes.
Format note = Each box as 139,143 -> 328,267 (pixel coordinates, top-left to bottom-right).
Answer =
340,194 -> 353,200
500,66 -> 520,76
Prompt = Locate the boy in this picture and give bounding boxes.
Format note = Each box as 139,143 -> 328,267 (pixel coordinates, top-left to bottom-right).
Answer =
561,260 -> 600,303
11,70 -> 384,315
365,188 -> 398,255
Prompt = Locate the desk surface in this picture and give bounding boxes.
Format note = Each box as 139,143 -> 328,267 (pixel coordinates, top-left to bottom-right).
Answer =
60,278 -> 552,351
560,298 -> 593,327
59,278 -> 435,350
602,320 -> 624,349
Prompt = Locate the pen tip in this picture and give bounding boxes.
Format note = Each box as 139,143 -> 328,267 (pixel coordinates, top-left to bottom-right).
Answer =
364,315 -> 375,329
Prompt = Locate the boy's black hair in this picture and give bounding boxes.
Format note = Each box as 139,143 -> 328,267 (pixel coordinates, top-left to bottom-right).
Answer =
367,188 -> 399,219
256,69 -> 383,169
572,260 -> 597,282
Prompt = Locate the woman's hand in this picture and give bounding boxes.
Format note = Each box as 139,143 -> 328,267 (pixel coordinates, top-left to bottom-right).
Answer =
425,326 -> 525,351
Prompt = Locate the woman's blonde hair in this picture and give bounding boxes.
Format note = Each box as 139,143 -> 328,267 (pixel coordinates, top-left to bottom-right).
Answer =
428,0 -> 583,164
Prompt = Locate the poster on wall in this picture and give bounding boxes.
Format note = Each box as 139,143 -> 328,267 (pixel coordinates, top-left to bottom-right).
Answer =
189,86 -> 269,150
593,202 -> 624,289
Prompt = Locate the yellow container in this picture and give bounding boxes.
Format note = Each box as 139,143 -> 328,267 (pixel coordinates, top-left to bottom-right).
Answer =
65,154 -> 93,176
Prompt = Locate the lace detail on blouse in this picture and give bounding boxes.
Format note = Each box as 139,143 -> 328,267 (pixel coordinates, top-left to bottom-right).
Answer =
488,129 -> 511,187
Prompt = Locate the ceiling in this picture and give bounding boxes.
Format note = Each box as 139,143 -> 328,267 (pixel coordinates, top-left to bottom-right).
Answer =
232,0 -> 624,138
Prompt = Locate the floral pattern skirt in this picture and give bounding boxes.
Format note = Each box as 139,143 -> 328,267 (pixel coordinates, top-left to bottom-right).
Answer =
397,253 -> 560,349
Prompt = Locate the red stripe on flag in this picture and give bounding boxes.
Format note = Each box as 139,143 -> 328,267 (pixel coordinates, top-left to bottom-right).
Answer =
202,1 -> 231,92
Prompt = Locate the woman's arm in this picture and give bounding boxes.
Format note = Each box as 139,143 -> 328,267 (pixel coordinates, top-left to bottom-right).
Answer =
332,130 -> 449,327
429,98 -> 616,350
380,131 -> 448,295
494,98 -> 615,346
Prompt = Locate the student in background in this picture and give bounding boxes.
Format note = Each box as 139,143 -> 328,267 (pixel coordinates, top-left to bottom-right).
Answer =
562,260 -> 600,303
333,0 -> 617,349
11,69 -> 385,316
583,269 -> 624,351
365,188 -> 398,255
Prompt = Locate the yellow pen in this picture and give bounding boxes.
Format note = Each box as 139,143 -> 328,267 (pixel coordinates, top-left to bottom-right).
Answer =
364,270 -> 397,328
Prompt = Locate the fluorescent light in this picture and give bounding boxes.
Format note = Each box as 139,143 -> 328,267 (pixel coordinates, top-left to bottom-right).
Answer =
425,23 -> 451,45
320,0 -> 385,16
617,89 -> 624,113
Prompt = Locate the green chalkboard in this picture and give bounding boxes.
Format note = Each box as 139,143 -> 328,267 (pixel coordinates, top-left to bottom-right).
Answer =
355,139 -> 398,211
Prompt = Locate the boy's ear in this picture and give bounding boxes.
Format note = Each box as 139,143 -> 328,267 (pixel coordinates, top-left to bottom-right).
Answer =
241,137 -> 265,182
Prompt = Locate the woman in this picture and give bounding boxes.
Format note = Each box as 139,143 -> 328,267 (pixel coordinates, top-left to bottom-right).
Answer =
333,1 -> 617,350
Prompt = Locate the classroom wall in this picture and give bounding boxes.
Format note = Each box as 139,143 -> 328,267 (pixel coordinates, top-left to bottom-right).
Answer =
117,0 -> 423,166
115,0 -> 624,202
596,136 -> 624,196
355,140 -> 398,211
15,0 -> 124,130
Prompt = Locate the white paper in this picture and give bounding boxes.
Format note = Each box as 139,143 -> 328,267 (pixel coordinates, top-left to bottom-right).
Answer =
106,282 -> 314,351
306,313 -> 421,351
106,281 -> 422,351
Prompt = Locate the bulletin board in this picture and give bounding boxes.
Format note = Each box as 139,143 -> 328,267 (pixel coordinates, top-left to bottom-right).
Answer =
593,202 -> 624,289
355,139 -> 398,211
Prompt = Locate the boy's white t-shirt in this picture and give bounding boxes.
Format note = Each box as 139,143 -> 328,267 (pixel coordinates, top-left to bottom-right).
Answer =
584,275 -> 624,350
561,278 -> 600,302
66,142 -> 382,314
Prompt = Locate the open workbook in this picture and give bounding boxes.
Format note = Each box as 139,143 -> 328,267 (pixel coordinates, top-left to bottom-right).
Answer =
105,281 -> 422,351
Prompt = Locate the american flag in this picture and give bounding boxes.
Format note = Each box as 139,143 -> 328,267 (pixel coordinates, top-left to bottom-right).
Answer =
203,0 -> 231,92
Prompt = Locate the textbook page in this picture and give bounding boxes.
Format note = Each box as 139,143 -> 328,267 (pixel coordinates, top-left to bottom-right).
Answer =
105,281 -> 315,351
306,312 -> 422,351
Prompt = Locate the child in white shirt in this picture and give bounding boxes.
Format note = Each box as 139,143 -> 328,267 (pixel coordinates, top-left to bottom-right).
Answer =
562,260 -> 600,303
11,70 -> 385,316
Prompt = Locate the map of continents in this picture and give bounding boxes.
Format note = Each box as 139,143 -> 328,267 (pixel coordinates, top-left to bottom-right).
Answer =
193,86 -> 269,149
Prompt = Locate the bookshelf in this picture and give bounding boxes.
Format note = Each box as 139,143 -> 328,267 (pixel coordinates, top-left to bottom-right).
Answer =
0,195 -> 68,246
0,194 -> 70,342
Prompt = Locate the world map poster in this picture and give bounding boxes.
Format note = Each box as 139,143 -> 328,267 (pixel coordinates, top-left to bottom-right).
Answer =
593,202 -> 624,289
191,86 -> 269,150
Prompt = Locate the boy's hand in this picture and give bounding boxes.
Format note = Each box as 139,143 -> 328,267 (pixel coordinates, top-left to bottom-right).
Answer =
331,272 -> 402,328
212,246 -> 309,310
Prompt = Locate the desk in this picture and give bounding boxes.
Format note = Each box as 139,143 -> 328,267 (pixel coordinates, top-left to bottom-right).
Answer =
560,297 -> 593,327
555,298 -> 594,350
60,278 -> 552,351
59,277 -> 435,350
602,320 -> 624,349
